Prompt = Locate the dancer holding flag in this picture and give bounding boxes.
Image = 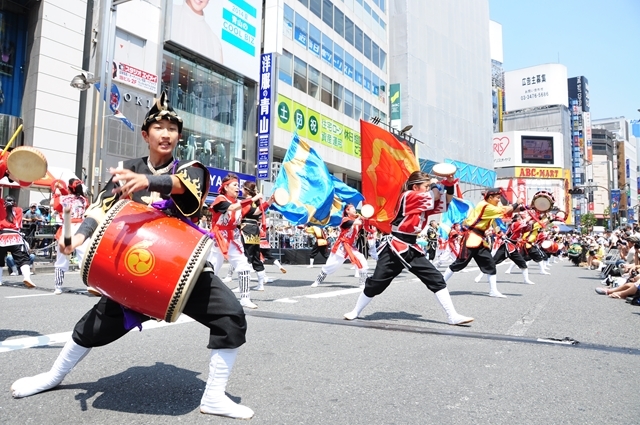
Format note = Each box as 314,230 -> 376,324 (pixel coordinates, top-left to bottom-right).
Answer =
344,170 -> 473,325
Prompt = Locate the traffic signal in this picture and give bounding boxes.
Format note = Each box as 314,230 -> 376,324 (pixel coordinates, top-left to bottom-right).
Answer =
568,188 -> 584,195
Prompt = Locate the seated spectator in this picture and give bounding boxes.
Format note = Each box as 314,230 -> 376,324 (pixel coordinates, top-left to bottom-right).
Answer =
7,252 -> 35,275
587,243 -> 606,270
596,264 -> 640,298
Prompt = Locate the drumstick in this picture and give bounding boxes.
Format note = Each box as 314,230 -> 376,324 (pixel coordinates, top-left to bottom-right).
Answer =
63,206 -> 72,247
2,124 -> 23,156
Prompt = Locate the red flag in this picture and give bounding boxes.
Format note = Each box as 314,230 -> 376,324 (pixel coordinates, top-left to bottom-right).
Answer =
360,120 -> 419,233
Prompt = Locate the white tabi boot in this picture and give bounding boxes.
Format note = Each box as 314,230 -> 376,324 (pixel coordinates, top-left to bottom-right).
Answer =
11,339 -> 91,398
488,274 -> 506,298
538,261 -> 550,275
200,348 -> 254,419
222,265 -> 234,283
474,272 -> 486,283
504,262 -> 515,274
435,288 -> 474,325
238,271 -> 257,309
344,292 -> 373,320
21,264 -> 35,288
442,267 -> 454,282
254,271 -> 266,291
311,271 -> 327,287
522,268 -> 535,285
307,259 -> 314,268
273,259 -> 287,273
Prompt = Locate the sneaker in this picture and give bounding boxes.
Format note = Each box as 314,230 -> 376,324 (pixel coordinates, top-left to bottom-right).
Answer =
54,288 -> 62,295
240,298 -> 258,309
595,287 -> 608,295
9,272 -> 17,276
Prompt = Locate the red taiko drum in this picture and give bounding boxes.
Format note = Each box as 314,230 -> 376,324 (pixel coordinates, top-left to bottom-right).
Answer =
81,200 -> 213,322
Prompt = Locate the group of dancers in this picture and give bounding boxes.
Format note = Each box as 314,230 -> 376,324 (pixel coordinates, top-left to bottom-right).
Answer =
7,92 -> 561,419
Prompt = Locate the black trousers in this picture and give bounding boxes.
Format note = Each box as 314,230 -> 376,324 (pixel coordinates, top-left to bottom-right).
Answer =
72,269 -> 247,350
448,244 -> 497,275
493,244 -> 528,268
243,243 -> 265,272
310,243 -> 329,260
260,247 -> 276,261
427,245 -> 436,261
0,244 -> 31,268
363,244 -> 446,298
522,245 -> 546,262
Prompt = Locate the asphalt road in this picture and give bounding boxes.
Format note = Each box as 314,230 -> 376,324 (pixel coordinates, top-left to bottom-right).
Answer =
0,258 -> 639,424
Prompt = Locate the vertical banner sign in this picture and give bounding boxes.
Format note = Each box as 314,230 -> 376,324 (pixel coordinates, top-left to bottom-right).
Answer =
389,83 -> 401,129
257,53 -> 273,180
611,189 -> 621,214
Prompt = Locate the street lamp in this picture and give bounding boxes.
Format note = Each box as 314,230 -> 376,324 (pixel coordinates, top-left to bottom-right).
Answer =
70,72 -> 100,91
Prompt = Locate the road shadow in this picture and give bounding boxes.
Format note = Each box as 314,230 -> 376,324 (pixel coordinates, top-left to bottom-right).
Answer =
59,362 -> 241,415
0,329 -> 43,341
360,310 -> 445,326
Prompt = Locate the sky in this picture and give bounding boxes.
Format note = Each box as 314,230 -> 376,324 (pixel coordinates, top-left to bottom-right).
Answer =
489,0 -> 640,123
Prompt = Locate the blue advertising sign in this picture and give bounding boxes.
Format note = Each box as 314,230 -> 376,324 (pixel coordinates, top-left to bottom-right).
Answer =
207,167 -> 256,195
256,53 -> 273,180
294,27 -> 307,47
308,36 -> 320,56
611,189 -> 621,214
344,62 -> 354,79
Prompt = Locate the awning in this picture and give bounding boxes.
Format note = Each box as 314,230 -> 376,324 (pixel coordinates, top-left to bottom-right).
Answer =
0,177 -> 19,187
31,167 -> 80,188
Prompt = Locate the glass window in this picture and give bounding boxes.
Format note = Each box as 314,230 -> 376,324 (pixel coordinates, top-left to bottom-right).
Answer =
321,33 -> 332,65
278,50 -> 293,85
364,1 -> 371,14
293,57 -> 307,93
321,74 -> 332,107
345,17 -> 354,45
363,101 -> 371,121
334,7 -> 344,37
354,59 -> 363,86
354,25 -> 363,53
344,51 -> 354,79
380,0 -> 385,12
294,13 -> 308,47
333,81 -> 343,112
371,73 -> 379,96
298,0 -> 308,6
372,42 -> 380,68
380,111 -> 386,122
354,95 -> 363,120
344,89 -> 354,118
308,65 -> 320,99
333,44 -> 343,72
379,48 -> 387,71
371,9 -> 379,23
284,4 -> 294,39
372,106 -> 379,118
308,24 -> 321,56
379,79 -> 386,102
322,0 -> 333,28
363,34 -> 372,61
380,20 -> 386,31
363,67 -> 371,92
356,0 -> 363,5
310,0 -> 322,18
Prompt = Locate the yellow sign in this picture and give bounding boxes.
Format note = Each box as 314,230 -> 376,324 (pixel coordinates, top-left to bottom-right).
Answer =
516,167 -> 563,179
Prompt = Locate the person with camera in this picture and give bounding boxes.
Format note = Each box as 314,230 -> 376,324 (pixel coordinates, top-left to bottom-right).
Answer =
586,242 -> 606,271
595,264 -> 640,299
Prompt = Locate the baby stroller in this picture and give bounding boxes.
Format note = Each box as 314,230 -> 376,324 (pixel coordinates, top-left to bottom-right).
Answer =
567,243 -> 582,266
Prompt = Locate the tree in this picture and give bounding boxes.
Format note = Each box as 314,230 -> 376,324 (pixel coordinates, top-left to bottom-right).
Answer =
581,212 -> 597,235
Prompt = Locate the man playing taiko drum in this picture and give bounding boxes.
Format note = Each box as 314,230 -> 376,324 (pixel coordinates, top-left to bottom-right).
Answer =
10,92 -> 254,419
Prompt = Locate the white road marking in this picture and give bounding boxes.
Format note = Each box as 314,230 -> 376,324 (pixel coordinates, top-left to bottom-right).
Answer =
0,315 -> 195,353
5,293 -> 55,299
507,295 -> 550,336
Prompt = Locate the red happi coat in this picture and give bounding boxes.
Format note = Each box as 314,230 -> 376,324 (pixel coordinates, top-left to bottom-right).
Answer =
331,215 -> 364,268
385,189 -> 445,257
209,194 -> 245,258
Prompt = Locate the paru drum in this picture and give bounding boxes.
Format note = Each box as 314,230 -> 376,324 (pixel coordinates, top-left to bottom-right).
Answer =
531,191 -> 555,213
6,146 -> 48,184
81,200 -> 213,322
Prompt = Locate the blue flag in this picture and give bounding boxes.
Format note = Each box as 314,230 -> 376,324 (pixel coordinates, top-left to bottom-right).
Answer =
438,197 -> 474,241
272,134 -> 336,225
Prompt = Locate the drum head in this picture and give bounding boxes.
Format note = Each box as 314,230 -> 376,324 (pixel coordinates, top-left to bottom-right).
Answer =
361,204 -> 374,218
273,188 -> 289,206
541,240 -> 553,249
431,163 -> 457,177
532,195 -> 553,212
7,147 -> 47,182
